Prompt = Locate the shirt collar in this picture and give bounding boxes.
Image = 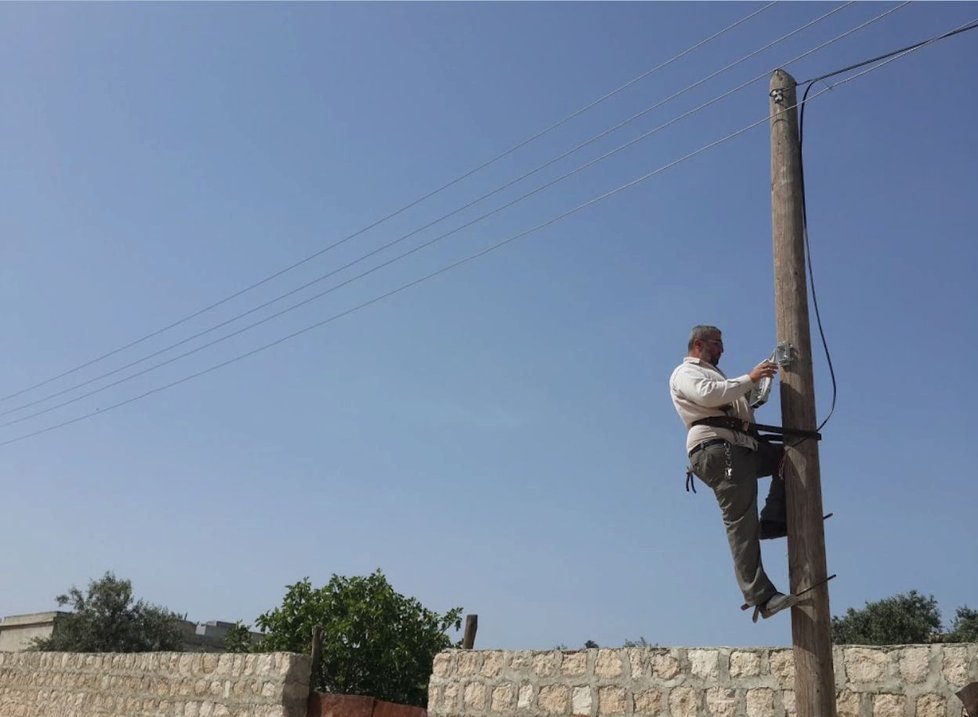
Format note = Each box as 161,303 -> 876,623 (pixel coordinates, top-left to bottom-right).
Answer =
684,356 -> 718,370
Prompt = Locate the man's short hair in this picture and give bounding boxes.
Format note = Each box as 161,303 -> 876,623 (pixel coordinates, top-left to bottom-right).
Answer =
688,325 -> 721,351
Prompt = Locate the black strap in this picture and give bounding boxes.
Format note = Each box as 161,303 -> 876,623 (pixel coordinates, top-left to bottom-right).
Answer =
691,416 -> 821,441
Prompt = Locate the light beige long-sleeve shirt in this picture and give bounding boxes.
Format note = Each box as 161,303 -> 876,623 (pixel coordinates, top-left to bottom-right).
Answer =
669,356 -> 758,454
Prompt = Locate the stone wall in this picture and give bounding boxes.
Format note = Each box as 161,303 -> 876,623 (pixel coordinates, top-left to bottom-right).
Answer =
428,645 -> 977,716
0,651 -> 311,717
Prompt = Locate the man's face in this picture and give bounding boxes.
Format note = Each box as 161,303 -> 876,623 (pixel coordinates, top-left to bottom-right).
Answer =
699,334 -> 724,366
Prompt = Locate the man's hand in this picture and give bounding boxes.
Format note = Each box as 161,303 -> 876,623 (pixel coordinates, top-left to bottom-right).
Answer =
749,360 -> 779,383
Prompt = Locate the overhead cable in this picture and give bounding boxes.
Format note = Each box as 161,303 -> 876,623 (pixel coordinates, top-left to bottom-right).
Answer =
0,2 -> 904,422
0,2 -> 777,405
0,50 -> 927,449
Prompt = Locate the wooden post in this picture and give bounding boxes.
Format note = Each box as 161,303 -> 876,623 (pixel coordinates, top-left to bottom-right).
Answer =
309,625 -> 323,687
769,68 -> 836,717
461,614 -> 478,649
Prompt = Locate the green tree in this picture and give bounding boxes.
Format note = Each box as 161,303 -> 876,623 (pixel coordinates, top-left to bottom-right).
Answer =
832,590 -> 942,645
622,636 -> 654,648
32,572 -> 184,652
947,606 -> 978,642
223,621 -> 256,653
254,570 -> 461,707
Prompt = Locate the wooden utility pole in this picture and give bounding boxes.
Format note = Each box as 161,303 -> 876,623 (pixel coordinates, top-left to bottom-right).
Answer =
769,69 -> 836,717
461,614 -> 478,649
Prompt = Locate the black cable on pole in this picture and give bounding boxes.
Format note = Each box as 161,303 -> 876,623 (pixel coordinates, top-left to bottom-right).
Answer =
791,13 -> 978,433
797,80 -> 838,433
799,18 -> 978,86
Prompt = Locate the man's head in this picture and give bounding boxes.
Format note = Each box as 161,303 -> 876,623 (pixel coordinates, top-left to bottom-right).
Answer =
688,324 -> 723,366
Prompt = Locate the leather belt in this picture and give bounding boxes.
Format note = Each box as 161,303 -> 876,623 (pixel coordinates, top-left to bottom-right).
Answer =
689,438 -> 727,458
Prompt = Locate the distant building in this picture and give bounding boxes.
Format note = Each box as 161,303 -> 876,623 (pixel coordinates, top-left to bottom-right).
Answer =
0,612 -> 255,652
0,612 -> 69,652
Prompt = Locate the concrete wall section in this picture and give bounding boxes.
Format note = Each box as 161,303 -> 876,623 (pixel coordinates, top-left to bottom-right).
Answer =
428,645 -> 977,717
0,651 -> 311,717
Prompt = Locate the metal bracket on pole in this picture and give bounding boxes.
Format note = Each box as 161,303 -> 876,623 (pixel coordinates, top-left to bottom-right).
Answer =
770,88 -> 786,105
775,342 -> 797,368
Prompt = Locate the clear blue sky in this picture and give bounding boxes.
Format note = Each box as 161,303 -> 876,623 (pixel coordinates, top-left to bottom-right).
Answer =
1,2 -> 975,650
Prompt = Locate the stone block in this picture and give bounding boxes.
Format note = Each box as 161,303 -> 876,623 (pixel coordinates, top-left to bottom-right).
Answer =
562,651 -> 588,678
633,689 -> 664,716
595,650 -> 624,679
651,652 -> 681,681
782,690 -> 796,716
538,684 -> 571,714
915,694 -> 947,717
769,650 -> 794,685
458,652 -> 482,677
706,687 -> 736,717
491,683 -> 516,712
572,686 -> 592,714
518,684 -> 534,710
533,651 -> 562,678
872,693 -> 905,716
202,654 -> 220,675
690,650 -> 720,681
730,651 -> 761,679
625,648 -> 650,678
511,653 -> 534,671
941,646 -> 972,687
481,651 -> 506,678
745,688 -> 773,717
836,689 -> 861,717
898,646 -> 931,684
463,682 -> 487,711
441,682 -> 460,712
845,647 -> 889,684
432,653 -> 455,679
178,654 -> 196,675
598,686 -> 628,714
669,686 -> 699,717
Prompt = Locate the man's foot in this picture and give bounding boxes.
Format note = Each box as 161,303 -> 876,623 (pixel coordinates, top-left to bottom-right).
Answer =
759,519 -> 787,540
751,592 -> 799,623
759,513 -> 834,540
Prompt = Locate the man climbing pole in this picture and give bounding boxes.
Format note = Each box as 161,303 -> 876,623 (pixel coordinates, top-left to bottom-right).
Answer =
669,324 -> 797,621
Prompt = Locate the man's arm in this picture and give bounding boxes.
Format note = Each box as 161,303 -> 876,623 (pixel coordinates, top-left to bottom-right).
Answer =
673,361 -> 778,408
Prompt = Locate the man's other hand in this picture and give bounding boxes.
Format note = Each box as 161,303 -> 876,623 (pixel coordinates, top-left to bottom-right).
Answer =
749,360 -> 779,383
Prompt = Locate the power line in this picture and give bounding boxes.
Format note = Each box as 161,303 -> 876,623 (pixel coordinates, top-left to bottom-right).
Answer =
0,3 -> 903,422
0,2 -> 777,405
0,56 -> 917,449
794,14 -> 978,437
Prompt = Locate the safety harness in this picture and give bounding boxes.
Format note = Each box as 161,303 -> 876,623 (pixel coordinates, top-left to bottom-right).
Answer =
684,416 -> 821,493
690,415 -> 822,442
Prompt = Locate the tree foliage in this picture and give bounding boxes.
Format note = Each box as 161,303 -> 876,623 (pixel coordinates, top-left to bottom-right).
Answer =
223,621 -> 256,653
832,590 -> 943,645
32,572 -> 184,653
948,606 -> 978,642
253,570 -> 462,707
